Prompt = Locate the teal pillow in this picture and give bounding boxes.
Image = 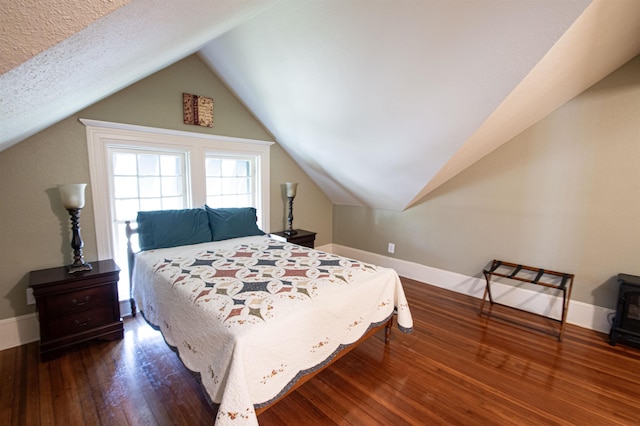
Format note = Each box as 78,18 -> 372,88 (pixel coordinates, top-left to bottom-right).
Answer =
205,206 -> 265,241
137,208 -> 212,250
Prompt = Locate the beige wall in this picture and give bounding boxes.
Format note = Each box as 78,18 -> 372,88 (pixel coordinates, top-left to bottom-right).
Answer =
335,54 -> 640,309
0,55 -> 332,320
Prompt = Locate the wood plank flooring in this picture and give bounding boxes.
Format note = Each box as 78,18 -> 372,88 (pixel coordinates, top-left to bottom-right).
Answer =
2,277 -> 640,425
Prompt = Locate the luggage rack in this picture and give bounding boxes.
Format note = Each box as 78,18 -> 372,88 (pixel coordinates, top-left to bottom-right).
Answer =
479,259 -> 574,341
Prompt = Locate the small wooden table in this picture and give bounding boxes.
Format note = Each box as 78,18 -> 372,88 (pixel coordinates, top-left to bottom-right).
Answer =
270,229 -> 317,249
29,259 -> 124,361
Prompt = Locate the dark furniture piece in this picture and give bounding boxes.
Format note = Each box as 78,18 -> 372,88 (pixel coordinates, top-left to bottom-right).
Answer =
609,273 -> 640,348
270,229 -> 316,248
480,259 -> 574,341
29,259 -> 123,361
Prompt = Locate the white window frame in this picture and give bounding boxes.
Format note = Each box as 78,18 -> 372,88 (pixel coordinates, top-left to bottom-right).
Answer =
82,118 -> 273,262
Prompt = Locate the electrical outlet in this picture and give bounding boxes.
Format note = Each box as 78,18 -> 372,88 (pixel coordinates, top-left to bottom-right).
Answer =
26,287 -> 35,305
388,242 -> 395,254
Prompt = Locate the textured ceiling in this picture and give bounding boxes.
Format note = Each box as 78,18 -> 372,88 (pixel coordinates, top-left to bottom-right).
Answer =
0,0 -> 279,151
3,0 -> 640,211
0,0 -> 131,75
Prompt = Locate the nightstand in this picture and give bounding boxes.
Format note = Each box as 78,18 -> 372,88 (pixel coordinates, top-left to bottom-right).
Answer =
270,229 -> 317,249
29,259 -> 124,361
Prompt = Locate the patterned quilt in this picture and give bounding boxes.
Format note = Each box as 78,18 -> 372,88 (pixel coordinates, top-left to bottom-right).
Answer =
133,236 -> 413,425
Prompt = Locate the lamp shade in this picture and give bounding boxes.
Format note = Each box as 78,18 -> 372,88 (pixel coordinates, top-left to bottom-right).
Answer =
58,183 -> 87,209
285,182 -> 298,198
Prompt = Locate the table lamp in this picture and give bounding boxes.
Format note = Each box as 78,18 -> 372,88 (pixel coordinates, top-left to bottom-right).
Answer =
58,183 -> 92,273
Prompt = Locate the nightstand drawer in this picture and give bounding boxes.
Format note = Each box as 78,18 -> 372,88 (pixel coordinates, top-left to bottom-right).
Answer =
46,284 -> 115,317
47,306 -> 115,339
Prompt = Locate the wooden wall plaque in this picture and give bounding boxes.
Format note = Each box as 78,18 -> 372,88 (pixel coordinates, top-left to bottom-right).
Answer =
183,93 -> 213,127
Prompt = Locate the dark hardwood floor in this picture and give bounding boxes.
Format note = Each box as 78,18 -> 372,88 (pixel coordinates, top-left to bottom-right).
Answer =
2,277 -> 640,425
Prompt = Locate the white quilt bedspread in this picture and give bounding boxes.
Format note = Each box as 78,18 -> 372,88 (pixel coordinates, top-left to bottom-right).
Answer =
132,236 -> 413,425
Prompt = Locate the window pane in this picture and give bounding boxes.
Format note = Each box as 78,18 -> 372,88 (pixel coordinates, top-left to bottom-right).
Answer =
113,177 -> 139,198
206,177 -> 221,195
205,155 -> 256,209
221,177 -> 236,195
221,159 -> 238,176
162,197 -> 184,210
115,199 -> 140,221
237,194 -> 252,206
140,198 -> 162,211
139,177 -> 161,197
161,176 -> 182,196
160,155 -> 181,176
207,195 -> 223,208
237,177 -> 250,194
113,153 -> 137,175
222,195 -> 239,207
205,158 -> 221,176
138,154 -> 160,176
237,160 -> 250,177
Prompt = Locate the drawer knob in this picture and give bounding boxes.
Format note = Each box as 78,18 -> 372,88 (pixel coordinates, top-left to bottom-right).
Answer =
72,295 -> 91,306
75,316 -> 92,327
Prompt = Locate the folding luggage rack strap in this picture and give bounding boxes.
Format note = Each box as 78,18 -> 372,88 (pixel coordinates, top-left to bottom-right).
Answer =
479,259 -> 574,341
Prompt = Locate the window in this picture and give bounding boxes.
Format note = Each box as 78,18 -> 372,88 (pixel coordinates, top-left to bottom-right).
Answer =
109,148 -> 189,273
112,149 -> 187,216
205,155 -> 254,208
83,119 -> 273,306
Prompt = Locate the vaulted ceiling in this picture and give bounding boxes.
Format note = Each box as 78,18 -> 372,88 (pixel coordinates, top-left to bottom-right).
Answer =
2,0 -> 640,210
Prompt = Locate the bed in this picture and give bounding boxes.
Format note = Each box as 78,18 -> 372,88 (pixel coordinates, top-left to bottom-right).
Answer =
127,206 -> 413,425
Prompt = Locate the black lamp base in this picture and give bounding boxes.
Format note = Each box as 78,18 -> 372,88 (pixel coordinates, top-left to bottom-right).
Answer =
66,208 -> 91,274
68,262 -> 92,274
283,229 -> 298,236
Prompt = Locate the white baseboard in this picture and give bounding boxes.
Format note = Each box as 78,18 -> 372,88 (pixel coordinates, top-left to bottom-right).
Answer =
0,313 -> 39,352
0,244 -> 613,351
327,243 -> 614,335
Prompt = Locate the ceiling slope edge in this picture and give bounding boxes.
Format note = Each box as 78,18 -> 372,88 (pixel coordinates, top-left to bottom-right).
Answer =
406,0 -> 640,210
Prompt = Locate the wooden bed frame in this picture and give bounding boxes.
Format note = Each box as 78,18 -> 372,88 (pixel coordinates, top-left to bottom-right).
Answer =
124,220 -> 394,415
125,221 -> 138,317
